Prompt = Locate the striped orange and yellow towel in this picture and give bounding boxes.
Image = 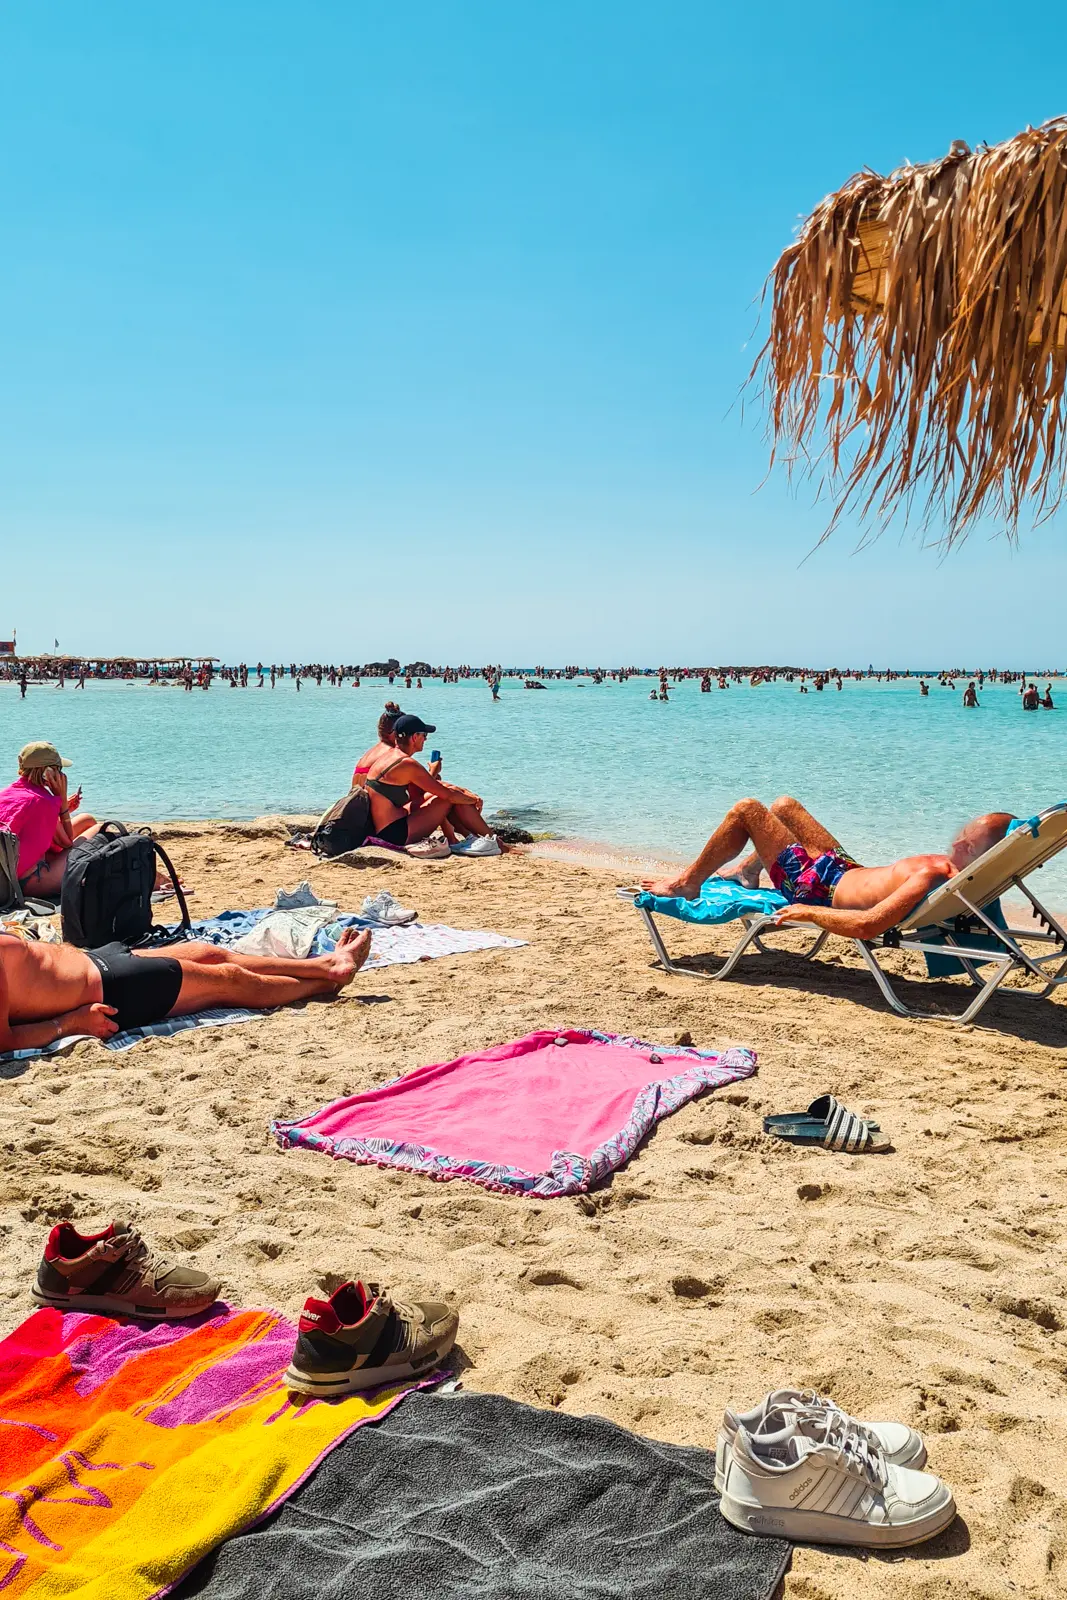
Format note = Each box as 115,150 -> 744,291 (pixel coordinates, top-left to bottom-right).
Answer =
0,1304 -> 418,1598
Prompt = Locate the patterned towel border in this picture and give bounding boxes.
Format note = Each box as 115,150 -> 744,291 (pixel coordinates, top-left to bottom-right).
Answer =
272,1030 -> 757,1198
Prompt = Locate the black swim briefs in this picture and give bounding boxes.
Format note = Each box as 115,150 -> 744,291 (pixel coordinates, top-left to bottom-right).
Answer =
86,942 -> 184,1030
373,816 -> 409,846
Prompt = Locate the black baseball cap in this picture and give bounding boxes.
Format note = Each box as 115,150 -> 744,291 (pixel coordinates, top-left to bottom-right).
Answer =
393,713 -> 436,736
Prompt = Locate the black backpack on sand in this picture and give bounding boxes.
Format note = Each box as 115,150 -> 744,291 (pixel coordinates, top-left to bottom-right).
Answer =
61,822 -> 191,948
311,788 -> 372,858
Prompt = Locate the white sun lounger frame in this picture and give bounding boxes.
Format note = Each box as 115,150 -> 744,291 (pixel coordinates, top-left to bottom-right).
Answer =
631,802 -> 1067,1024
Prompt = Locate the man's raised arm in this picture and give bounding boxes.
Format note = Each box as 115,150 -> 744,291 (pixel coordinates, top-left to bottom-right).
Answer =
772,868 -> 948,941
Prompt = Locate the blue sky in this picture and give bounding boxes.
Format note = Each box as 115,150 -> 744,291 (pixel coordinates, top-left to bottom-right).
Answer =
1,2 -> 1064,667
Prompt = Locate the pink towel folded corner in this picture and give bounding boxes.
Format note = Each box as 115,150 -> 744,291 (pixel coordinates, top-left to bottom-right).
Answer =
272,1029 -> 757,1197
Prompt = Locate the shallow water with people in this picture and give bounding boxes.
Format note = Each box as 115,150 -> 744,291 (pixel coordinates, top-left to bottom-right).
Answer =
1,670 -> 1064,894
0,668 -> 1062,889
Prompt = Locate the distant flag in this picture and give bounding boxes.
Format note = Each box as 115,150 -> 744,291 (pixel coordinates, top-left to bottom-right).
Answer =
0,633 -> 15,656
54,638 -> 60,650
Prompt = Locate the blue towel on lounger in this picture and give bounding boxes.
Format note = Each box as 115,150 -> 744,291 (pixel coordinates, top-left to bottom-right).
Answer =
635,877 -> 787,924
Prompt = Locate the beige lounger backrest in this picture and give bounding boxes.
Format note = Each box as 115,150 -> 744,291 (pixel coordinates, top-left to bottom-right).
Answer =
899,802 -> 1067,931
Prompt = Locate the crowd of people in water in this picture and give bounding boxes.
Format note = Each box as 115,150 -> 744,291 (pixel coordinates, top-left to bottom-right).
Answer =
1,656 -> 1062,703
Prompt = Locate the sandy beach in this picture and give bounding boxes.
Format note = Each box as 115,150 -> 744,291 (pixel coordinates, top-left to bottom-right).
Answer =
2,819 -> 1066,1598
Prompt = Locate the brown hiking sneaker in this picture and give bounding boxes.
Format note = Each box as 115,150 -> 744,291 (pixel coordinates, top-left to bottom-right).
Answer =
32,1221 -> 221,1319
285,1280 -> 458,1396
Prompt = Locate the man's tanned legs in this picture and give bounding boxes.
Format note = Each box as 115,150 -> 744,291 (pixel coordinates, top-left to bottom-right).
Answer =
132,928 -> 373,1017
642,799 -> 801,899
727,796 -> 854,886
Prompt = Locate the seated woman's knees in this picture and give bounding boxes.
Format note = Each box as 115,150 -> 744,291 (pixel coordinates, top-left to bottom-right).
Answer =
771,795 -> 797,813
733,796 -> 762,815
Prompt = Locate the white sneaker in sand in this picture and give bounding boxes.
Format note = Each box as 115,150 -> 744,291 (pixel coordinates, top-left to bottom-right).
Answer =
449,834 -> 501,857
404,834 -> 452,860
714,1387 -> 925,1491
719,1416 -> 954,1548
360,891 -> 418,925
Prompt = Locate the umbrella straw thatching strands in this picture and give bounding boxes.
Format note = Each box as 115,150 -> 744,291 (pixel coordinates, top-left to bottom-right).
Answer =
754,116 -> 1067,545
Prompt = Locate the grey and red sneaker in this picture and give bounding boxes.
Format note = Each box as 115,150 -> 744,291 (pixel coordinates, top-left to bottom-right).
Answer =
32,1221 -> 221,1319
284,1280 -> 458,1396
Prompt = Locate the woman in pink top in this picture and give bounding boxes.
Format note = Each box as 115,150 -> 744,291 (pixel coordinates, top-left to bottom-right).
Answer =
0,741 -> 99,895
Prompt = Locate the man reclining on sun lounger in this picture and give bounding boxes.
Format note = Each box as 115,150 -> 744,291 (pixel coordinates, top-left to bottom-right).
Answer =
0,927 -> 372,1051
641,797 -> 1015,939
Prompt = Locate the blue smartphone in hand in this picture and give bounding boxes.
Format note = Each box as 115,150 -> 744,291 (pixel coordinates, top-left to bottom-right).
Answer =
430,749 -> 441,763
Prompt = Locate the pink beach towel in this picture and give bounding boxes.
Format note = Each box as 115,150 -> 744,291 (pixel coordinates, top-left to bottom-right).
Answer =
273,1029 -> 757,1197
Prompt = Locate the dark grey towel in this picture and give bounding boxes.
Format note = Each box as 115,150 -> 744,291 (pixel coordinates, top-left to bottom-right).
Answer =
174,1389 -> 790,1600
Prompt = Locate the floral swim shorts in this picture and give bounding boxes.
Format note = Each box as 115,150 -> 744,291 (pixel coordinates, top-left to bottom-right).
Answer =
769,843 -> 857,907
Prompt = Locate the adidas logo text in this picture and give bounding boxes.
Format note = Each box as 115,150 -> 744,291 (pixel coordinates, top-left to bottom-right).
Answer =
789,1477 -> 815,1501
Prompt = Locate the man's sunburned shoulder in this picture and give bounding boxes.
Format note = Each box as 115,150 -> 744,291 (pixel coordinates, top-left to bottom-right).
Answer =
832,853 -> 955,914
900,852 -> 958,878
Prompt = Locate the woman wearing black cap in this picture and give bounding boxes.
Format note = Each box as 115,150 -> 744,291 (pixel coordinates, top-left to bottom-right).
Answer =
363,715 -> 499,856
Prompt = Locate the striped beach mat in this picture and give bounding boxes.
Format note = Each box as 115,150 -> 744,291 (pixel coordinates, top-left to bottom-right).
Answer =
0,1305 -> 422,1599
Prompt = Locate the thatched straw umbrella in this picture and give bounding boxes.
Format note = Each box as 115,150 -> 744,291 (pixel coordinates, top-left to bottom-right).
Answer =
757,116 -> 1067,544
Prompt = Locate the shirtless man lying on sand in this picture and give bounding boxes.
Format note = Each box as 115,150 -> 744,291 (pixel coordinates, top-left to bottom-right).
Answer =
642,796 -> 1014,938
0,928 -> 372,1052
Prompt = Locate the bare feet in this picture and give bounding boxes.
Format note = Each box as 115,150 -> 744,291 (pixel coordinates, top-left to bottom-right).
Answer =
719,855 -> 763,889
640,872 -> 704,900
321,927 -> 373,988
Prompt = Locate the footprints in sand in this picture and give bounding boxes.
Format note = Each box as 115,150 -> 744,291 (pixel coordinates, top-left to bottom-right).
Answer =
796,1181 -> 829,1201
234,1228 -> 289,1262
988,1292 -> 1064,1332
166,1226 -> 215,1251
751,1307 -> 807,1334
668,1273 -> 719,1301
522,1266 -> 585,1290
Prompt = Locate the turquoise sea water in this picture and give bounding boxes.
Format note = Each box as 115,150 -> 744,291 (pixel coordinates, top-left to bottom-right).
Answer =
1,674 -> 1065,897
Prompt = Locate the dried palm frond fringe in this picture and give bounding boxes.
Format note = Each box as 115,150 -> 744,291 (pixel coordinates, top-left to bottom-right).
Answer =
755,116 -> 1067,545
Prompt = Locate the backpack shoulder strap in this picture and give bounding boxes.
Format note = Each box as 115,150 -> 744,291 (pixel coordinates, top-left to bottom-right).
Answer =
151,840 -> 191,932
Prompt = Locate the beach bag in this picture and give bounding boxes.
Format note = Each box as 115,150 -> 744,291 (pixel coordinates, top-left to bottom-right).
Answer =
0,830 -> 23,913
60,822 -> 191,947
311,789 -> 372,858
0,828 -> 61,918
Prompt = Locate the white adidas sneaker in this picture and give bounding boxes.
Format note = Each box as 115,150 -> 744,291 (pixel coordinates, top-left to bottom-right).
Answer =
449,834 -> 501,857
714,1387 -> 925,1492
719,1417 -> 955,1548
359,891 -> 418,926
